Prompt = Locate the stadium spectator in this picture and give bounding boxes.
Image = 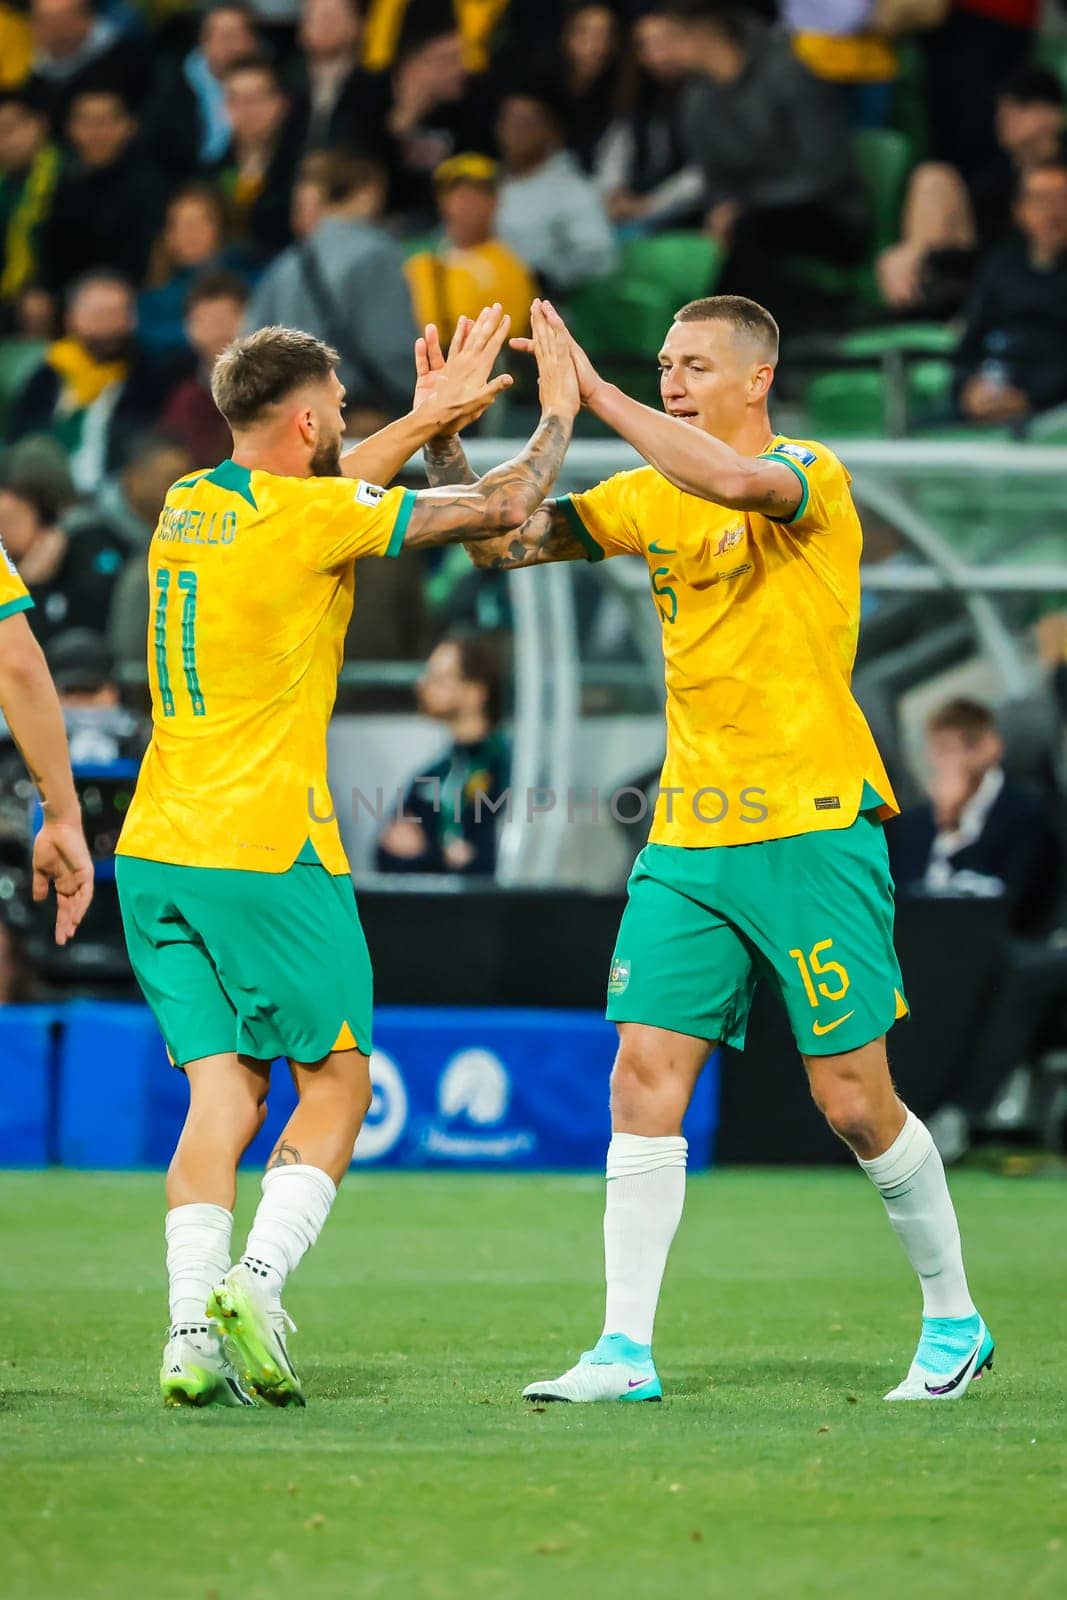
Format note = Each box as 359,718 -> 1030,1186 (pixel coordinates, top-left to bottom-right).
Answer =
559,1 -> 623,173
46,626 -> 148,764
245,150 -> 415,426
213,57 -> 300,258
955,159 -> 1067,426
596,8 -> 704,230
404,154 -> 536,348
0,86 -> 61,334
23,0 -> 149,128
783,0 -> 908,128
37,87 -> 167,300
889,697 -> 1066,1161
0,461 -> 126,649
923,0 -> 1040,182
159,271 -> 249,465
384,27 -> 493,222
138,184 -> 251,360
0,910 -> 36,1003
887,698 -> 1059,934
878,65 -> 1065,314
147,3 -> 262,182
291,0 -> 391,157
377,634 -> 510,876
657,0 -> 869,333
290,146 -> 333,237
495,86 -> 617,291
7,272 -> 163,488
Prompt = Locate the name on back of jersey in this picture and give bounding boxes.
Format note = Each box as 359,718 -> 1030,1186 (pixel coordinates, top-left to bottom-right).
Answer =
157,505 -> 238,546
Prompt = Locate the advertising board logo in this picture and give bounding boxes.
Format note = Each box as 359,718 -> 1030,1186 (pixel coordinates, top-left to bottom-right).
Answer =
418,1048 -> 535,1163
352,1049 -> 408,1163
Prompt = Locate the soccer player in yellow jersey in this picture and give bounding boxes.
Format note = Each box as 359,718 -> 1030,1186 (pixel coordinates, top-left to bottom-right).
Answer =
425,295 -> 993,1404
115,304 -> 581,1408
0,546 -> 93,942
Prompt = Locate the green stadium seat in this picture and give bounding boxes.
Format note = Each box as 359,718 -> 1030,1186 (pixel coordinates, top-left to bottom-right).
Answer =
852,128 -> 914,256
0,339 -> 45,435
565,233 -> 723,360
803,369 -> 889,436
1035,35 -> 1067,94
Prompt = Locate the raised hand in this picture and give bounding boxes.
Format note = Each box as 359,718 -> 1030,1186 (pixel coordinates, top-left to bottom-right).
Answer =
511,299 -> 601,407
412,304 -> 514,436
529,299 -> 581,419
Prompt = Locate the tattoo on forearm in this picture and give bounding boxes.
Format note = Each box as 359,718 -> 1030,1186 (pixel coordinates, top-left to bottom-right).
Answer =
464,503 -> 587,570
267,1140 -> 302,1169
423,434 -> 476,488
407,413 -> 573,547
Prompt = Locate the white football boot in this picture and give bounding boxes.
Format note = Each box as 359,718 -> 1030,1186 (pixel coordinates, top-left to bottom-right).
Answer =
885,1313 -> 995,1401
523,1333 -> 663,1403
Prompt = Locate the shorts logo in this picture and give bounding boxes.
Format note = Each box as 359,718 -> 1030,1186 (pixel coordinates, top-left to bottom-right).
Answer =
775,443 -> 817,467
814,796 -> 840,810
812,1010 -> 855,1037
355,481 -> 386,507
608,957 -> 631,995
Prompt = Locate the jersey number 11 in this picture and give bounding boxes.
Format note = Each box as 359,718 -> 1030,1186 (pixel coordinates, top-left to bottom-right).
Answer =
154,568 -> 206,717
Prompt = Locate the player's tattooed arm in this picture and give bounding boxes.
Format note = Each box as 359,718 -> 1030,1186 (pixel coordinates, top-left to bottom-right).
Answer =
462,501 -> 588,569
422,433 -> 476,488
404,412 -> 575,548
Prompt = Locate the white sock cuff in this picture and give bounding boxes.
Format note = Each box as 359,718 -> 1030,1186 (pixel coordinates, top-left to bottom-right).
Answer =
606,1132 -> 688,1180
165,1202 -> 232,1239
858,1110 -> 934,1192
261,1163 -> 337,1203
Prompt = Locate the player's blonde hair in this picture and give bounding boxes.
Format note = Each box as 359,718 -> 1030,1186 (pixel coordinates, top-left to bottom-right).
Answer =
674,295 -> 780,365
211,326 -> 341,428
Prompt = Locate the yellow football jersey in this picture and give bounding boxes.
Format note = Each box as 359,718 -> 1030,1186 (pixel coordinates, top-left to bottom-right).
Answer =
117,460 -> 415,874
0,537 -> 32,621
560,435 -> 897,849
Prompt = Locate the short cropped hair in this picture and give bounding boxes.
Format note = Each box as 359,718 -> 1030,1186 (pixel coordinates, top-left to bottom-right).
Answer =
926,698 -> 998,742
184,269 -> 249,315
211,326 -> 340,428
297,148 -> 386,204
674,294 -> 780,363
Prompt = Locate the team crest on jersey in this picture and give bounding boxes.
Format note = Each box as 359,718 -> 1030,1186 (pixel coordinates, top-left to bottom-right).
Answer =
715,524 -> 745,555
775,443 -> 817,467
608,957 -> 631,995
0,536 -> 17,576
355,481 -> 386,507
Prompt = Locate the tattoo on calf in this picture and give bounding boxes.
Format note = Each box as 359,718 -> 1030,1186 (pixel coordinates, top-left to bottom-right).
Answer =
267,1140 -> 303,1169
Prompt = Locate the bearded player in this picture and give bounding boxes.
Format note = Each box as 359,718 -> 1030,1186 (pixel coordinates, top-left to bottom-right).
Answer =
116,304 -> 580,1408
419,295 -> 993,1404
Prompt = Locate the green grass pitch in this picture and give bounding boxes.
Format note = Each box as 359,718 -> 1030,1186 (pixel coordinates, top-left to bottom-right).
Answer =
1,1168 -> 1064,1599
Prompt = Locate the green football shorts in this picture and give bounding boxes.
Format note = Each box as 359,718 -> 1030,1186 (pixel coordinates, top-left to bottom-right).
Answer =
116,853 -> 373,1068
606,810 -> 908,1056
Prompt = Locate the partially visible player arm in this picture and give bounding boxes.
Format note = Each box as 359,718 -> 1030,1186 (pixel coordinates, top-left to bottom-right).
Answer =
341,303 -> 514,488
0,613 -> 93,944
400,304 -> 580,548
521,300 -> 802,519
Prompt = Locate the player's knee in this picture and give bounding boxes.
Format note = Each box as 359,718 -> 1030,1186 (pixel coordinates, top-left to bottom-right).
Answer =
611,1033 -> 693,1120
813,1078 -> 879,1150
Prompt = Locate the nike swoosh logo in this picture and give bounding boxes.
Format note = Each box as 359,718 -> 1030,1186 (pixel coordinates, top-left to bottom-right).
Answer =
924,1341 -> 981,1396
812,1010 -> 856,1037
627,1376 -> 654,1389
648,542 -> 676,555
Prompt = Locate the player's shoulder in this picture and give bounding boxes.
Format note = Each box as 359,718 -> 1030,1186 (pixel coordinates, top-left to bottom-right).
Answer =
765,435 -> 850,485
581,464 -> 670,507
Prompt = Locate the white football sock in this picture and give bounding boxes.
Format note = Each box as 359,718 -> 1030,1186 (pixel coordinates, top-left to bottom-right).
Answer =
602,1132 -> 688,1347
240,1164 -> 336,1310
858,1109 -> 976,1319
166,1202 -> 232,1332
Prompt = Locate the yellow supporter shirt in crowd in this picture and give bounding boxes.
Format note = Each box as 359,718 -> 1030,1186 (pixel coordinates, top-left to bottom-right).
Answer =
404,239 -> 536,349
116,459 -> 415,875
559,436 -> 897,850
0,537 -> 32,620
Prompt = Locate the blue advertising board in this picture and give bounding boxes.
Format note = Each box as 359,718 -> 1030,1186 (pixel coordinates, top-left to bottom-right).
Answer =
19,1002 -> 717,1171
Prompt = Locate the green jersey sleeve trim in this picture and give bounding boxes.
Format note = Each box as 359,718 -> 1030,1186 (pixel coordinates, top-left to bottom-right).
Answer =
558,495 -> 605,562
0,593 -> 33,622
384,488 -> 417,558
762,452 -> 810,525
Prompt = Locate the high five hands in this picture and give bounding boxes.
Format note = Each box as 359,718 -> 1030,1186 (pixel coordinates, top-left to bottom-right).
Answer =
510,299 -> 602,409
412,299 -> 595,433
